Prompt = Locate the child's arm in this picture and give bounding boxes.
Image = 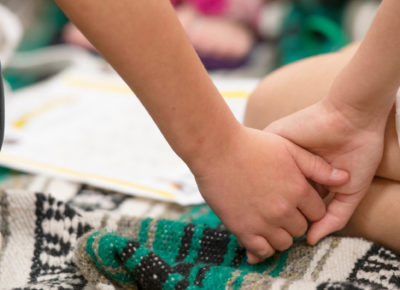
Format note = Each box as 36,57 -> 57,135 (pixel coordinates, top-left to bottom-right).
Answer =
54,0 -> 348,263
266,0 -> 400,245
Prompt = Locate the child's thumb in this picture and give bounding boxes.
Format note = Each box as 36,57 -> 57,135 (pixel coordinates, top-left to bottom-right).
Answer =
306,192 -> 362,245
288,143 -> 349,186
306,213 -> 342,246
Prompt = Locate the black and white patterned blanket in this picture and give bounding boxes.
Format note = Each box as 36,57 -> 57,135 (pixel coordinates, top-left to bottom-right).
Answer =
0,173 -> 399,289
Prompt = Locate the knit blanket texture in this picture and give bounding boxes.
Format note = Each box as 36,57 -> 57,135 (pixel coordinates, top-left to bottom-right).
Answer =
0,174 -> 400,289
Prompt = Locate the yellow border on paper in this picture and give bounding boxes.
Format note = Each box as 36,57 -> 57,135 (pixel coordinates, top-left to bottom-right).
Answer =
0,153 -> 176,199
5,75 -> 251,200
63,76 -> 250,99
13,96 -> 77,129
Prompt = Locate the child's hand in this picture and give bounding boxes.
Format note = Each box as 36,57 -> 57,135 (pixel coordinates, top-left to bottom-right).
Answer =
190,126 -> 349,264
265,99 -> 387,246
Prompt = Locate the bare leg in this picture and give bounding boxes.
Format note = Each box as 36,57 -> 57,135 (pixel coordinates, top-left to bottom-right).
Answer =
338,177 -> 400,251
244,44 -> 400,252
244,47 -> 356,130
244,43 -> 400,182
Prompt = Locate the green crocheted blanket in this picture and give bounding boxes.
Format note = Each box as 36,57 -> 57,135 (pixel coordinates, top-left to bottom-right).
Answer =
77,218 -> 285,289
1,187 -> 399,289
76,212 -> 400,290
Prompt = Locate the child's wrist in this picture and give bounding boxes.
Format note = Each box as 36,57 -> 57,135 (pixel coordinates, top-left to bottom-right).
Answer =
322,91 -> 393,132
182,120 -> 242,176
323,72 -> 396,131
323,45 -> 398,130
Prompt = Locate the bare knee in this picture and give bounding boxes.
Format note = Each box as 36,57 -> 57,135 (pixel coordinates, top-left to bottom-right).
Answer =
244,47 -> 357,130
376,107 -> 400,181
244,76 -> 290,130
337,177 -> 400,252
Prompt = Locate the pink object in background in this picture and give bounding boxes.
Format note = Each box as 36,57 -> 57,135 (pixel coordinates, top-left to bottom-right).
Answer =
172,0 -> 262,26
225,0 -> 263,27
170,0 -> 183,7
172,0 -> 227,15
187,0 -> 227,15
63,23 -> 96,51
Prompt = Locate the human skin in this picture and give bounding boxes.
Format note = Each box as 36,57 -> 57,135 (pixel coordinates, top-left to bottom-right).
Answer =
54,0 -> 348,264
244,43 -> 400,252
247,0 -> 400,248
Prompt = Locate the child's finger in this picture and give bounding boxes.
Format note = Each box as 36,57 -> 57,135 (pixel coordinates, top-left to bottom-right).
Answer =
307,212 -> 344,246
242,235 -> 275,264
246,251 -> 262,265
263,229 -> 293,252
296,186 -> 326,222
283,209 -> 309,238
306,191 -> 366,245
287,141 -> 350,187
308,180 -> 330,198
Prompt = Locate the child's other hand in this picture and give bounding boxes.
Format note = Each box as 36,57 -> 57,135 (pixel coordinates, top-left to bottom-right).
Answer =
190,126 -> 349,264
265,99 -> 386,246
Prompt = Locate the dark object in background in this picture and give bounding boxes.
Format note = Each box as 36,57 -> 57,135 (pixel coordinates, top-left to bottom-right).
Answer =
200,54 -> 250,70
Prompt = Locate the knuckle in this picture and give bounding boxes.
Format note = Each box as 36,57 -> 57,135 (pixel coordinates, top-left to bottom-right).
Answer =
240,235 -> 275,260
307,202 -> 326,222
229,221 -> 254,237
269,196 -> 292,219
274,237 -> 293,251
309,155 -> 326,177
254,247 -> 275,259
308,210 -> 325,223
253,248 -> 268,258
292,182 -> 310,199
294,221 -> 308,238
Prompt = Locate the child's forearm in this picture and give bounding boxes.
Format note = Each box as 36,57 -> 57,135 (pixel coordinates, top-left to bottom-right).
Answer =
55,0 -> 352,262
55,0 -> 240,169
327,0 -> 400,126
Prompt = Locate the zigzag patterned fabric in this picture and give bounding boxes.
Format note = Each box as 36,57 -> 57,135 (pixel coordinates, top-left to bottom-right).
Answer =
77,221 -> 249,289
1,180 -> 400,289
76,216 -> 400,290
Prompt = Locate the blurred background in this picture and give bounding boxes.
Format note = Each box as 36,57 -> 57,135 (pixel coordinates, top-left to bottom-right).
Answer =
0,0 -> 382,203
0,0 -> 380,90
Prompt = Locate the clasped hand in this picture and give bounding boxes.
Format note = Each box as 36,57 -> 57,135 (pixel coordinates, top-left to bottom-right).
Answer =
192,125 -> 349,264
265,99 -> 387,247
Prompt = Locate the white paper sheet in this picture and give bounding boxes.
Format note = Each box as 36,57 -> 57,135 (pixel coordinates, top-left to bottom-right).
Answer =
0,65 -> 259,205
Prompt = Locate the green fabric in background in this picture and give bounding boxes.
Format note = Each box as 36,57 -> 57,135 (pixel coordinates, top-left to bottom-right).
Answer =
17,1 -> 68,51
0,166 -> 12,182
4,1 -> 68,90
279,0 -> 348,65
